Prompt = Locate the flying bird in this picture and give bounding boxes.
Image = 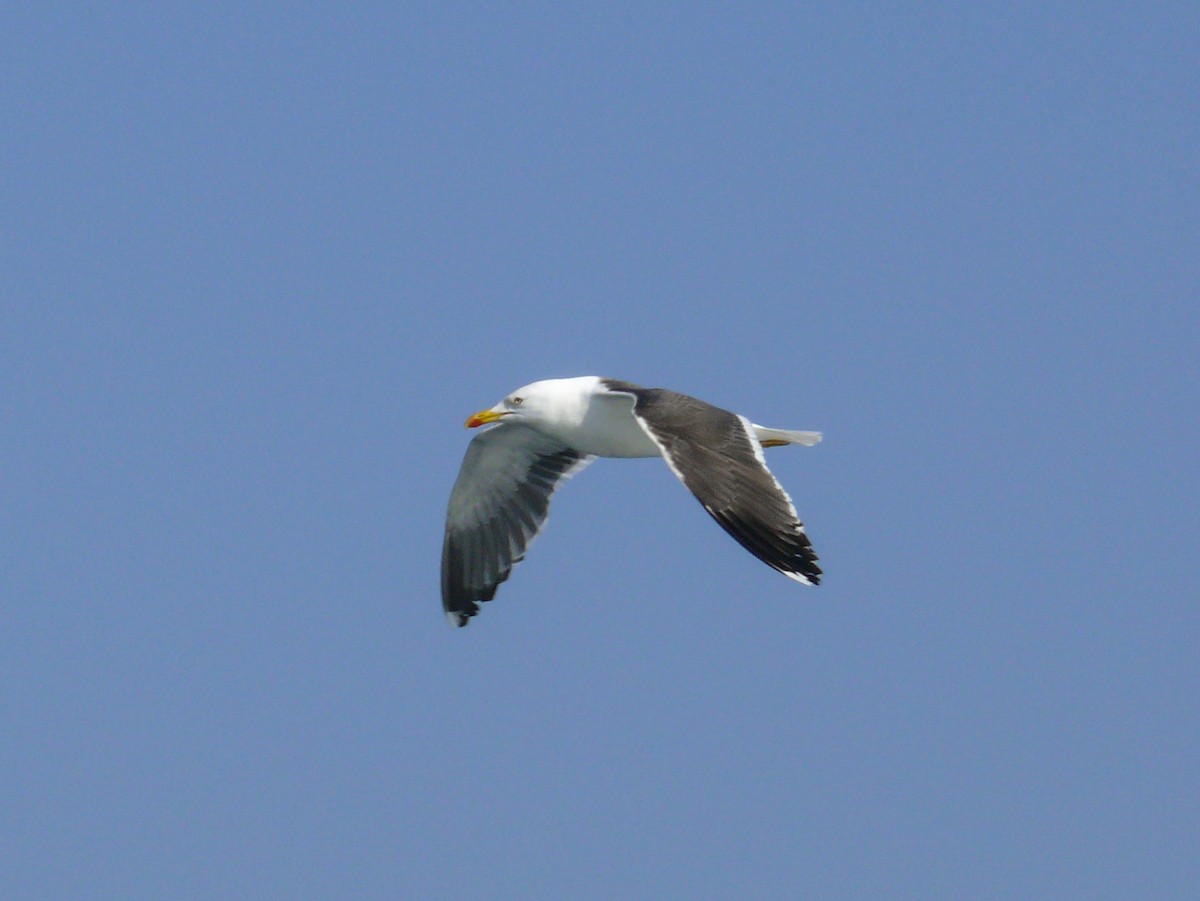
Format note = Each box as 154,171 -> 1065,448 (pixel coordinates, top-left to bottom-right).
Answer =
442,376 -> 822,626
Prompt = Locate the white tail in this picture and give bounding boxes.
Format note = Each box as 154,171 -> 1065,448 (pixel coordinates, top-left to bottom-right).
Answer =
752,424 -> 823,448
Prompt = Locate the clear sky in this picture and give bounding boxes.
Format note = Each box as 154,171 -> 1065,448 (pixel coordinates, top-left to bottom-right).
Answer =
3,4 -> 1197,899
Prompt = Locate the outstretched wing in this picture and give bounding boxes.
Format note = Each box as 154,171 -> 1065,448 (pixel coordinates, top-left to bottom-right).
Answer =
607,383 -> 821,585
442,423 -> 594,627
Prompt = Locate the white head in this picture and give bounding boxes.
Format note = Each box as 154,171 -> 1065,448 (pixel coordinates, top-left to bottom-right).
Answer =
464,376 -> 601,429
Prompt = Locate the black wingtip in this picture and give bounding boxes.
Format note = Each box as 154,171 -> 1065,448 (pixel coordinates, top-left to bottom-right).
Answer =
792,564 -> 822,586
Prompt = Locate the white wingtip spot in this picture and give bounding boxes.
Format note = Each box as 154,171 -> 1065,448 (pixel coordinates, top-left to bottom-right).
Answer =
780,569 -> 817,586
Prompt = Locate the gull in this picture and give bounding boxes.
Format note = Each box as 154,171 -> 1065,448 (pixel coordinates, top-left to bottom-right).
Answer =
442,376 -> 822,626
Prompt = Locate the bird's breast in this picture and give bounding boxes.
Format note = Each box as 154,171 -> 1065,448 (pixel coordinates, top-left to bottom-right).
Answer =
545,398 -> 661,458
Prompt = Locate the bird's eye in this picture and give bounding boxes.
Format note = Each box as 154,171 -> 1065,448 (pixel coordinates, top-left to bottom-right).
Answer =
511,396 -> 523,405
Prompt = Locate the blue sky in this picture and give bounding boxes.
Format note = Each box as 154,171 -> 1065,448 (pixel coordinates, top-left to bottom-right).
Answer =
3,4 -> 1197,898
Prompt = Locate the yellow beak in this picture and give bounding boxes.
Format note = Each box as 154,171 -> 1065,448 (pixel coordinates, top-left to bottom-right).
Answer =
465,408 -> 508,428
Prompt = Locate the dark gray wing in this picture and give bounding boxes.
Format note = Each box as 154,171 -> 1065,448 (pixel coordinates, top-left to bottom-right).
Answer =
604,381 -> 821,585
442,423 -> 594,627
